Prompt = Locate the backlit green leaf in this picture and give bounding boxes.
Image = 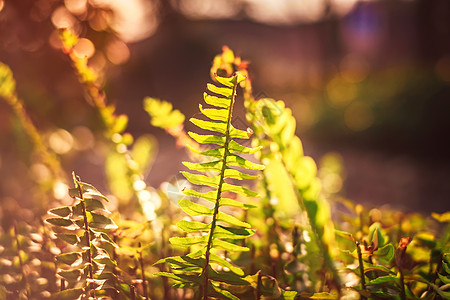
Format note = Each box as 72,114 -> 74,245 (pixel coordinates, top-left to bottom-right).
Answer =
224,168 -> 257,180
79,182 -> 109,202
186,144 -> 224,158
229,125 -> 252,139
226,154 -> 265,170
228,140 -> 261,154
181,171 -> 219,188
155,272 -> 202,284
58,268 -> 83,281
204,92 -> 230,108
218,197 -> 256,209
86,212 -> 117,230
222,183 -> 258,197
49,206 -> 72,217
214,225 -> 255,239
56,233 -> 80,245
46,217 -> 73,227
190,118 -> 227,134
177,220 -> 210,232
84,198 -> 109,213
209,253 -> 244,276
214,74 -> 235,87
217,211 -> 251,228
207,83 -> 233,98
143,97 -> 185,129
210,284 -> 240,300
178,199 -> 213,216
170,236 -> 208,248
183,161 -> 222,172
188,132 -> 225,145
212,239 -> 249,252
199,104 -> 229,121
208,267 -> 249,285
56,252 -> 82,266
182,188 -> 216,201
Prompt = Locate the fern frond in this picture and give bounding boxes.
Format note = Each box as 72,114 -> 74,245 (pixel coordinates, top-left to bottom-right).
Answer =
156,72 -> 263,299
45,173 -> 133,299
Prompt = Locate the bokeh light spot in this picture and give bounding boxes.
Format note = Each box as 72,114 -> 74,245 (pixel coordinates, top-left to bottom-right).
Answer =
51,6 -> 77,29
0,1 -> 4,12
106,39 -> 130,65
322,173 -> 343,194
133,180 -> 146,191
53,181 -> 69,200
64,0 -> 87,15
88,10 -> 111,31
48,129 -> 74,154
72,126 -> 95,151
30,163 -> 51,183
73,38 -> 95,59
326,76 -> 358,107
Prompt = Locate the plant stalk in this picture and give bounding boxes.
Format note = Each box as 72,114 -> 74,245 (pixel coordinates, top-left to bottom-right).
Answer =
356,241 -> 367,300
76,179 -> 95,299
138,242 -> 149,299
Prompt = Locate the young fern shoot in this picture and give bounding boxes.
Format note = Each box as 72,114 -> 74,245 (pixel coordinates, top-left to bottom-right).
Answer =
156,72 -> 264,299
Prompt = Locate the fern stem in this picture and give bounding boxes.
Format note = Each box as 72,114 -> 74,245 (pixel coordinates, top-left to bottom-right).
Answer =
138,242 -> 149,299
201,78 -> 238,300
256,270 -> 262,300
399,269 -> 406,300
356,241 -> 367,300
76,178 -> 95,299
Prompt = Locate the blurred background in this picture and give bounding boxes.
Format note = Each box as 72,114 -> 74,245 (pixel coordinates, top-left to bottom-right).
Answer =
1,0 -> 450,213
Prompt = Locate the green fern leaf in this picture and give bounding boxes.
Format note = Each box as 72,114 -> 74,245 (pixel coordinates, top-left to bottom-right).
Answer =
178,199 -> 213,216
158,71 -> 263,299
187,132 -> 226,145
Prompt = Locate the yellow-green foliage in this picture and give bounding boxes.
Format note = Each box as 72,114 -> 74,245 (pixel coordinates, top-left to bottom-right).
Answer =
1,41 -> 449,300
155,72 -> 264,300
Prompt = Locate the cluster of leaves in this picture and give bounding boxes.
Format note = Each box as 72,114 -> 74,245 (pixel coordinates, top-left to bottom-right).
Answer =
1,31 -> 449,300
45,173 -> 125,299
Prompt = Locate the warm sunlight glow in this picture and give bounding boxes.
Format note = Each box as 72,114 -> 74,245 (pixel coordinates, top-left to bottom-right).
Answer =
178,0 -> 240,19
89,0 -> 158,42
48,129 -> 74,154
245,0 -> 325,24
53,181 -> 69,200
0,1 -> 4,12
